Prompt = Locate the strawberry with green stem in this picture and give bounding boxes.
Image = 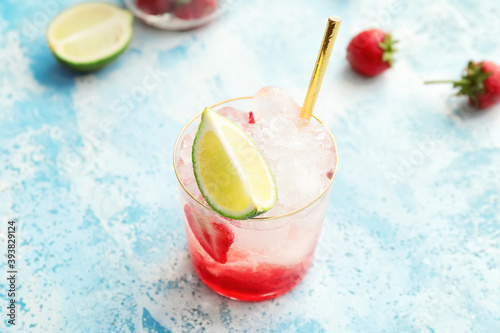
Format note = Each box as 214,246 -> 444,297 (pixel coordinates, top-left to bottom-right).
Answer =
425,61 -> 500,109
346,29 -> 398,77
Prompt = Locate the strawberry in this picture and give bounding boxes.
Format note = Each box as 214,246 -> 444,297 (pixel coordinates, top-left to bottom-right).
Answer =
174,0 -> 217,20
346,29 -> 398,77
136,0 -> 173,15
425,61 -> 500,109
248,111 -> 255,124
184,205 -> 234,264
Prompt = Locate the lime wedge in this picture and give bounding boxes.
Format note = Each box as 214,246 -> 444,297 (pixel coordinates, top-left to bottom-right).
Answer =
46,2 -> 133,72
192,107 -> 277,220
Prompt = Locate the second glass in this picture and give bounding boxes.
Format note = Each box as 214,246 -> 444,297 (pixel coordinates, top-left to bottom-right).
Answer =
125,0 -> 224,30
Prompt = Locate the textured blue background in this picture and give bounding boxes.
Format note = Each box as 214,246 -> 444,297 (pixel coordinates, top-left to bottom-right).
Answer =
1,0 -> 500,332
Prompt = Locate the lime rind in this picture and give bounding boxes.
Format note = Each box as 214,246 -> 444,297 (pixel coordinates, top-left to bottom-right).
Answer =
192,107 -> 277,220
50,38 -> 131,72
46,2 -> 133,72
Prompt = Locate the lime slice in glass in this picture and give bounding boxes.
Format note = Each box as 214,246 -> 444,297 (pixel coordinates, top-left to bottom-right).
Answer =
192,107 -> 277,220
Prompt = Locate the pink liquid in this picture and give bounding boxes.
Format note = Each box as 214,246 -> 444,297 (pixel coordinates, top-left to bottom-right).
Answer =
187,230 -> 314,301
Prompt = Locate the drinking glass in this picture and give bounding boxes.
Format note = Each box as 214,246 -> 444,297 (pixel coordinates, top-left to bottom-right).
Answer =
173,97 -> 338,301
124,0 -> 225,30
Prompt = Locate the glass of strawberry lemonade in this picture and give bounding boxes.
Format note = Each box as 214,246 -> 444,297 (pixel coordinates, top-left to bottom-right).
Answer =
173,87 -> 338,301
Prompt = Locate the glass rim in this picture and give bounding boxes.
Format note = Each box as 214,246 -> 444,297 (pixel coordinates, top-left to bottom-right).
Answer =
172,96 -> 339,222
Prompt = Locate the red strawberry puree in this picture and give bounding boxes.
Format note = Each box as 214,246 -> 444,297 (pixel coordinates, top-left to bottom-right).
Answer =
186,224 -> 314,301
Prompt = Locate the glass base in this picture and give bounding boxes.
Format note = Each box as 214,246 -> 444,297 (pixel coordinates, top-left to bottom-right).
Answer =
190,249 -> 313,302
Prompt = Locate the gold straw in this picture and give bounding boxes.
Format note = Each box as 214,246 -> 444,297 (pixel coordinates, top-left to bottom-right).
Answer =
300,15 -> 342,120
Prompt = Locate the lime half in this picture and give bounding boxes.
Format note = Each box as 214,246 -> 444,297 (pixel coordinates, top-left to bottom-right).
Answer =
192,107 -> 278,220
47,2 -> 133,72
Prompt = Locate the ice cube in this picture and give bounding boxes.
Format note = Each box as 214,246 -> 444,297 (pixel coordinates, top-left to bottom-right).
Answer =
216,106 -> 251,125
179,132 -> 194,165
295,166 -> 323,203
253,86 -> 302,120
251,127 -> 284,161
275,156 -> 302,208
309,125 -> 337,176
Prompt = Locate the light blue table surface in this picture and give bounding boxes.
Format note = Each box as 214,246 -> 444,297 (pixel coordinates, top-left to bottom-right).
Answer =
1,0 -> 500,332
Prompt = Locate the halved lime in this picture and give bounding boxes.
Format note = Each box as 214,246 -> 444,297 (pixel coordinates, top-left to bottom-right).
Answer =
192,107 -> 277,220
46,2 -> 133,72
